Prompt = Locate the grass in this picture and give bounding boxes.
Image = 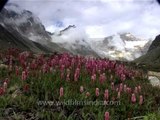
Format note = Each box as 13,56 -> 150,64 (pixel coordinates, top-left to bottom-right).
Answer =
0,49 -> 160,120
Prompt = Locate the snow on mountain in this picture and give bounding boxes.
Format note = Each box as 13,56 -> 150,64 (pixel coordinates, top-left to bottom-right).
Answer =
51,24 -> 151,60
89,33 -> 152,61
0,3 -> 152,60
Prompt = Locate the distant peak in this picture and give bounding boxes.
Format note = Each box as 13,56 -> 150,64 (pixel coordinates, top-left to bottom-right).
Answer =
118,32 -> 145,41
61,25 -> 76,32
59,25 -> 76,35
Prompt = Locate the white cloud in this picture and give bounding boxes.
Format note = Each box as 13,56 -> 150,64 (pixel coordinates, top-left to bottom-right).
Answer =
10,0 -> 160,39
86,25 -> 107,38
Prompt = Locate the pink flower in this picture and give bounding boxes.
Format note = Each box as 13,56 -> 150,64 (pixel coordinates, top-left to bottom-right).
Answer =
60,87 -> 64,97
91,74 -> 96,83
111,82 -> 114,90
50,67 -> 53,72
120,74 -> 126,81
104,89 -> 109,100
61,72 -> 64,79
119,83 -> 123,92
66,73 -> 70,81
3,81 -> 7,92
117,91 -> 121,99
4,78 -> 9,84
139,95 -> 143,105
127,87 -> 131,94
116,88 -> 119,92
138,85 -> 141,92
110,75 -> 113,81
60,65 -> 65,72
86,92 -> 90,97
124,84 -> 127,92
99,73 -> 106,84
95,88 -> 100,97
9,55 -> 13,71
23,84 -> 29,92
74,68 -> 80,81
30,60 -> 37,70
74,73 -> 78,81
134,87 -> 138,93
131,93 -> 136,103
42,63 -> 49,73
22,71 -> 27,80
98,69 -> 101,74
66,69 -> 70,80
15,66 -> 19,76
0,87 -> 4,96
80,86 -> 84,93
105,112 -> 110,120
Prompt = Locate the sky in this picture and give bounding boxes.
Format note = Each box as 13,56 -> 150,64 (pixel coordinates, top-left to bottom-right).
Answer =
9,0 -> 160,39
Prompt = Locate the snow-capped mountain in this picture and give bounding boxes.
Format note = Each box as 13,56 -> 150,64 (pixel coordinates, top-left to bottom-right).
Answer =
51,24 -> 152,60
0,3 -> 153,60
90,33 -> 152,61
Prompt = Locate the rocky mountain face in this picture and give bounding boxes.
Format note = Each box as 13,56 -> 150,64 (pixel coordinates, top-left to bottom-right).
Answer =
0,3 -> 68,53
90,33 -> 151,61
0,3 -> 51,44
0,3 -> 99,57
0,24 -> 52,53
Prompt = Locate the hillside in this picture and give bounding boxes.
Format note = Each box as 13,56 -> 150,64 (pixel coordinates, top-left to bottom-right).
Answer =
134,35 -> 160,71
0,24 -> 52,53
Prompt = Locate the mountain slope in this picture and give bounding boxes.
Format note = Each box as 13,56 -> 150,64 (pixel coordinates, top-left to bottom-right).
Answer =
148,35 -> 160,52
0,3 -> 68,53
0,24 -> 52,53
0,3 -> 51,44
134,35 -> 160,71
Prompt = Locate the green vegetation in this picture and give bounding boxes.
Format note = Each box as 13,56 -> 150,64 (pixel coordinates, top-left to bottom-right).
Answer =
0,49 -> 160,120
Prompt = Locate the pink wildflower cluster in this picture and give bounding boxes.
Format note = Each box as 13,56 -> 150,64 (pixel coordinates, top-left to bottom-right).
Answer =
0,78 -> 9,96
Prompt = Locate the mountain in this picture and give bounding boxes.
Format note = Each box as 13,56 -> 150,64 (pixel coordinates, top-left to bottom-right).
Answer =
0,24 -> 52,53
90,33 -> 152,61
52,27 -> 151,60
51,25 -> 99,57
0,3 -> 69,53
0,3 -> 99,57
134,35 -> 160,71
0,3 -> 152,59
57,25 -> 76,36
148,35 -> 160,52
0,3 -> 51,44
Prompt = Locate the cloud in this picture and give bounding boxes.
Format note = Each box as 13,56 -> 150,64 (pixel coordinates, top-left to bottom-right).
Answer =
9,0 -> 160,39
